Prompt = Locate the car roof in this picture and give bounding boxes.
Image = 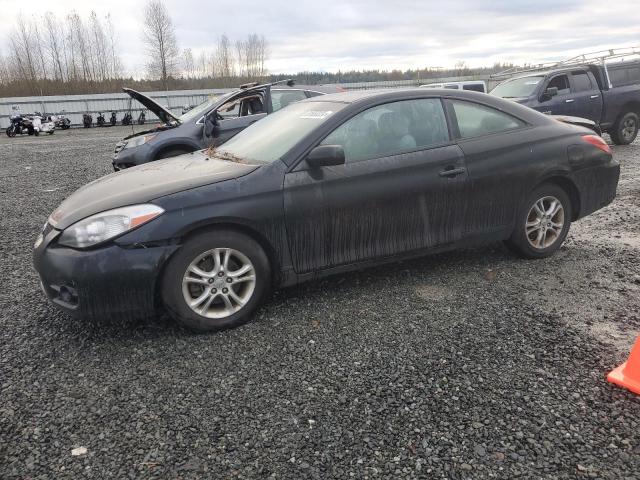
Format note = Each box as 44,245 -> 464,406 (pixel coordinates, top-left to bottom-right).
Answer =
304,88 -> 489,104
300,87 -> 555,126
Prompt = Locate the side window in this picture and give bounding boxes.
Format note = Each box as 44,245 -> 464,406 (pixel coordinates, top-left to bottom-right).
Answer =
271,90 -> 307,112
321,99 -> 449,163
547,75 -> 571,95
463,84 -> 485,92
450,100 -> 525,139
217,99 -> 241,118
572,71 -> 593,92
218,93 -> 265,119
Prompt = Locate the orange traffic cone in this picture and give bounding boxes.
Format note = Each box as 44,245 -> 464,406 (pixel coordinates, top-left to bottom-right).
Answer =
607,336 -> 640,395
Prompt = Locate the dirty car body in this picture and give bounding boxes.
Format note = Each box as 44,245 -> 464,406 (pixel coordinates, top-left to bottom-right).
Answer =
35,89 -> 620,329
112,81 -> 330,170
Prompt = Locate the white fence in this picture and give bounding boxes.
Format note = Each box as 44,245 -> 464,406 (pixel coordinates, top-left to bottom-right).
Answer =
0,88 -> 231,128
0,75 -> 498,128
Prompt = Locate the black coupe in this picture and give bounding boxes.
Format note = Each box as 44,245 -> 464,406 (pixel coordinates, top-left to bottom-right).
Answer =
34,89 -> 620,331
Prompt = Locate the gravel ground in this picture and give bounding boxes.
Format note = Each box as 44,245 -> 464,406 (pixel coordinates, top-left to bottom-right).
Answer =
1,126 -> 639,479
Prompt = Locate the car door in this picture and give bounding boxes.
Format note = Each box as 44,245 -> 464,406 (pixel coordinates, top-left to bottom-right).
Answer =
445,99 -> 533,237
537,73 -> 575,116
569,70 -> 603,122
283,97 -> 469,274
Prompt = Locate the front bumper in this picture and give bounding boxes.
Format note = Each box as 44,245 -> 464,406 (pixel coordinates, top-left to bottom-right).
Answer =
112,143 -> 151,171
33,228 -> 178,320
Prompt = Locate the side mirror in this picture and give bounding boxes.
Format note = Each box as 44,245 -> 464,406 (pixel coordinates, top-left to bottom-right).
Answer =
204,111 -> 219,138
541,86 -> 559,101
306,145 -> 345,168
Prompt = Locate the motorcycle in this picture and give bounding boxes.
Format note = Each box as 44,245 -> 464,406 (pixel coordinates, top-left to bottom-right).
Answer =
35,113 -> 55,135
97,112 -> 106,127
137,110 -> 146,125
110,111 -> 117,126
83,113 -> 93,128
6,114 -> 36,137
121,112 -> 133,126
51,114 -> 71,130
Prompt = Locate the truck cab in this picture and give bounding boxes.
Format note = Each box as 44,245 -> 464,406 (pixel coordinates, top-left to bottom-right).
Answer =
490,68 -> 603,123
490,49 -> 640,145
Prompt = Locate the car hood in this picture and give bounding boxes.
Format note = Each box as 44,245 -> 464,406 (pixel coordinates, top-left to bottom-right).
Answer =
49,151 -> 260,230
123,88 -> 180,125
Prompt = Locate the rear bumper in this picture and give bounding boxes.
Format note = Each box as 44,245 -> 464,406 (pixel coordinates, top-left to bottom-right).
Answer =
33,233 -> 178,320
573,160 -> 620,219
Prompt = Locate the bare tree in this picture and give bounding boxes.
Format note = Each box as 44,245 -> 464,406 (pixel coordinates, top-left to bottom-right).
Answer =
216,34 -> 234,81
105,14 -> 121,78
182,48 -> 195,79
44,12 -> 65,81
142,0 -> 179,89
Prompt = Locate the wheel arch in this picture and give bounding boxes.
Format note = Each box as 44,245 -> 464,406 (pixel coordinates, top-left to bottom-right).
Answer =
619,100 -> 640,118
152,140 -> 200,160
531,174 -> 581,221
154,220 -> 281,309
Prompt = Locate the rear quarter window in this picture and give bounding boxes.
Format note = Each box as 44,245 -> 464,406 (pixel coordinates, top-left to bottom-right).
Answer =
450,100 -> 525,139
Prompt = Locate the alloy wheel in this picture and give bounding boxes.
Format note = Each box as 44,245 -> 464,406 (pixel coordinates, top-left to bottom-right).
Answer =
622,117 -> 637,142
526,196 -> 565,249
182,248 -> 256,319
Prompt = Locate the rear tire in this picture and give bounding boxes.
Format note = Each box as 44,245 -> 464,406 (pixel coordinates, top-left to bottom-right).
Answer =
161,230 -> 271,332
610,111 -> 639,145
505,184 -> 572,259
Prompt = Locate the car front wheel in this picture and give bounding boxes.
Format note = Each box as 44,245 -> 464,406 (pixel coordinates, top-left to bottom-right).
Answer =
506,184 -> 572,259
161,230 -> 271,331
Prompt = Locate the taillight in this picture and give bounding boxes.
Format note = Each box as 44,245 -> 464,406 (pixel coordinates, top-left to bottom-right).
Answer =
582,134 -> 612,154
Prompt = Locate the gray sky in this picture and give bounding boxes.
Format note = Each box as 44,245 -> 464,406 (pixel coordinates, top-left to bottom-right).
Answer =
1,0 -> 638,76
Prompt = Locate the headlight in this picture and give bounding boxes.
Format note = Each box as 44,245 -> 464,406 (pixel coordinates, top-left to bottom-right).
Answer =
58,204 -> 164,248
123,134 -> 156,150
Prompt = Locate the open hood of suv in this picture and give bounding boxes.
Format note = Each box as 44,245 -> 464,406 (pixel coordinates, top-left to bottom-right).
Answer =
123,88 -> 180,125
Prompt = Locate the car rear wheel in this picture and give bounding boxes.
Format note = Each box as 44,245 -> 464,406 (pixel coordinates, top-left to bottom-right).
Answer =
505,184 -> 572,259
610,111 -> 639,145
161,230 -> 271,332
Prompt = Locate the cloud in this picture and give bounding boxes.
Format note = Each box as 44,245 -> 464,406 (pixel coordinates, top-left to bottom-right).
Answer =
0,0 -> 638,75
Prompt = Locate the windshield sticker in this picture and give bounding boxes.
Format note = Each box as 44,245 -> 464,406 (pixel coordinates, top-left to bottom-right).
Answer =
525,80 -> 541,85
300,111 -> 333,119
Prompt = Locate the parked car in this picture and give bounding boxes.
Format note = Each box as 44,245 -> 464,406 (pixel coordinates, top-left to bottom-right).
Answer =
420,80 -> 487,93
490,59 -> 640,144
111,80 -> 335,170
34,89 -> 619,331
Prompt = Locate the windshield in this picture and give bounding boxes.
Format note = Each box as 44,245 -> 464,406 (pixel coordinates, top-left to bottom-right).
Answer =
490,76 -> 544,98
179,95 -> 222,123
214,101 -> 347,164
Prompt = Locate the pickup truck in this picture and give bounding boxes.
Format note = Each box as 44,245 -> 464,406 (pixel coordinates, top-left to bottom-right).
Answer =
490,60 -> 640,144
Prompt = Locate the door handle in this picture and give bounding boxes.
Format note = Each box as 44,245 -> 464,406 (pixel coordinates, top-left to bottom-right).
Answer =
565,99 -> 574,103
439,166 -> 466,177
590,95 -> 600,99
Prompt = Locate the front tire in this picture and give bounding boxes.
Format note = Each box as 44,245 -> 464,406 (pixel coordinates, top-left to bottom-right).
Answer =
610,111 -> 639,145
161,230 -> 271,332
506,184 -> 572,259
